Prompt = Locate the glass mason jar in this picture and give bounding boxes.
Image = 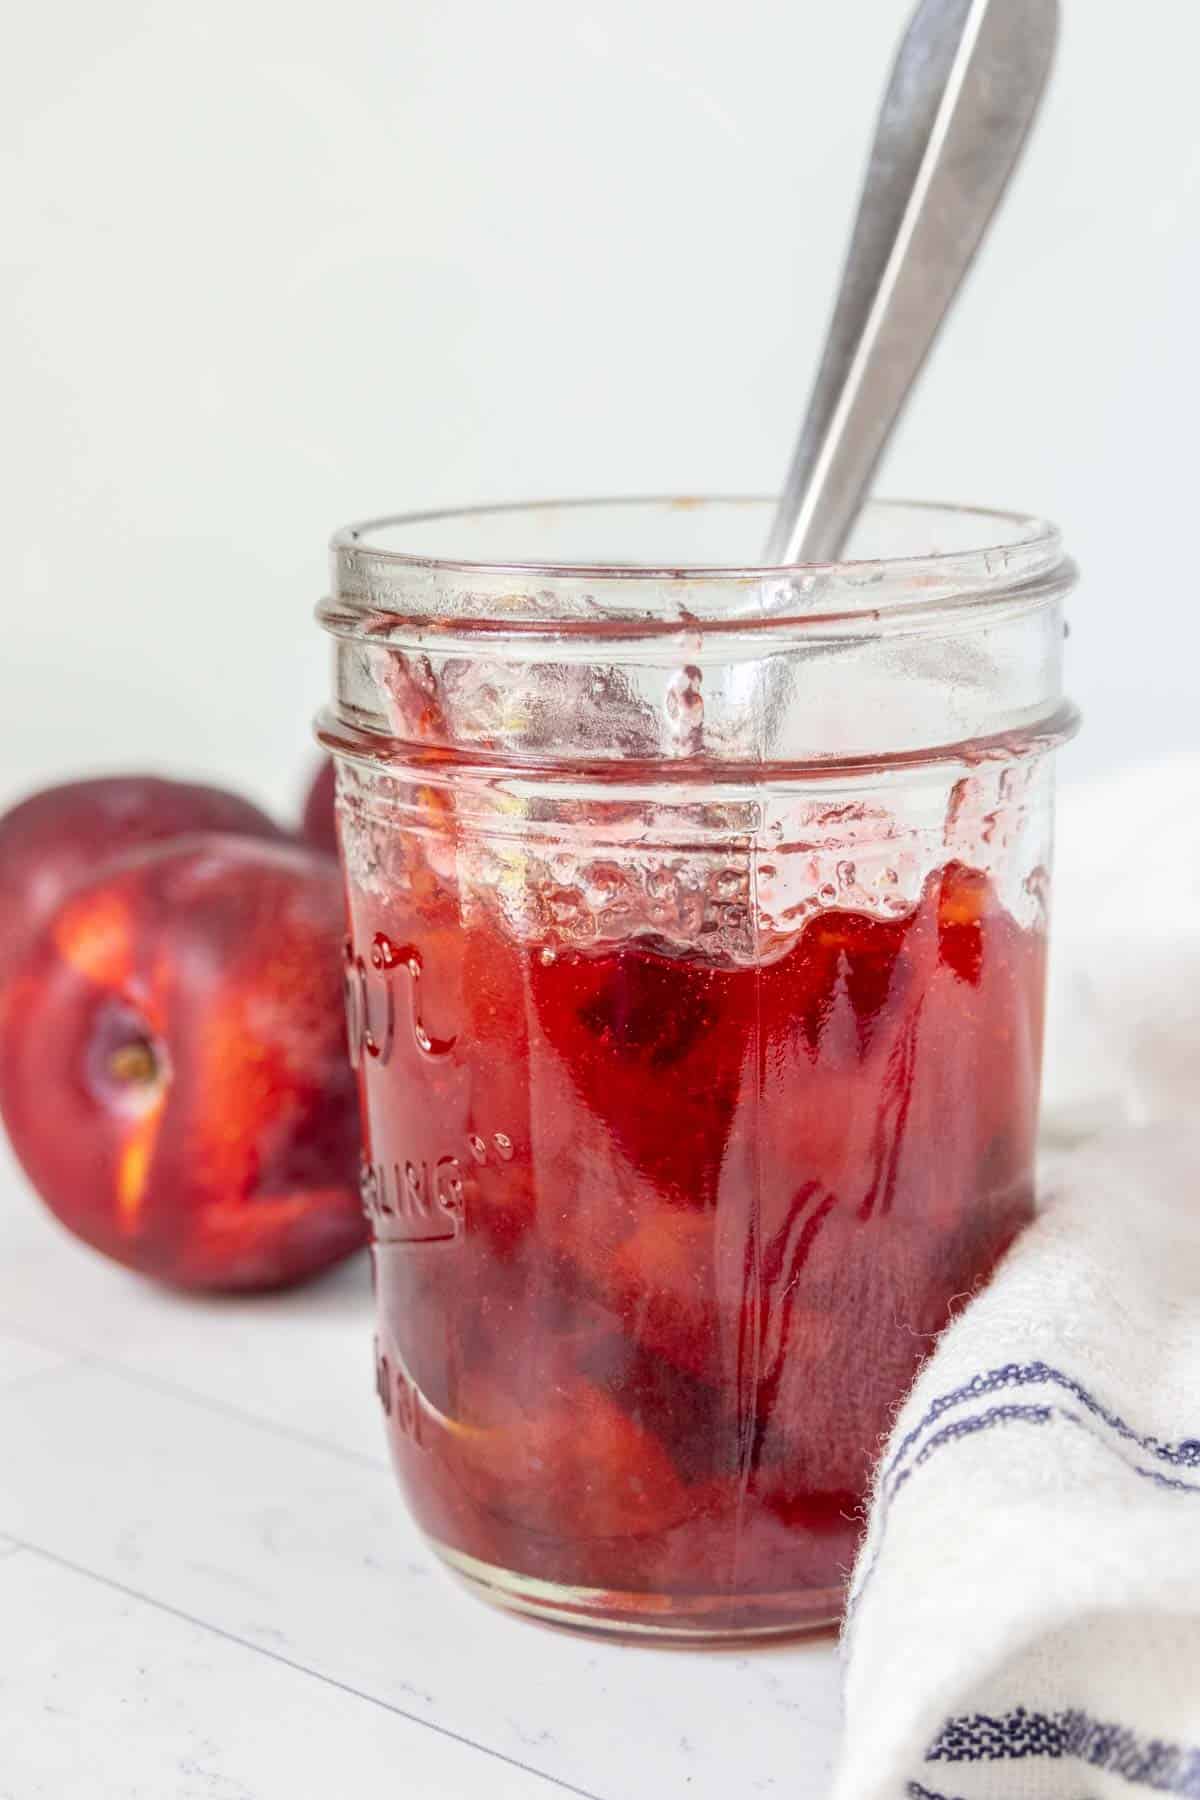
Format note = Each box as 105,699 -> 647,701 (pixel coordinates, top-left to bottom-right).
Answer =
317,497 -> 1077,1642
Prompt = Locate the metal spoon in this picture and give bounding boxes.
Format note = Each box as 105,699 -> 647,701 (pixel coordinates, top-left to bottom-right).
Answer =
763,0 -> 1059,567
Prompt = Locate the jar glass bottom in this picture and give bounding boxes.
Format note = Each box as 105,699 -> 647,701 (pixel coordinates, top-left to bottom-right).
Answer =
435,1542 -> 844,1644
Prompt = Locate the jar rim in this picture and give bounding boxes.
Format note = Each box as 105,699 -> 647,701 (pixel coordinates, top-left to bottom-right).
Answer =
333,494 -> 1058,580
326,496 -> 1071,638
321,495 -> 1076,771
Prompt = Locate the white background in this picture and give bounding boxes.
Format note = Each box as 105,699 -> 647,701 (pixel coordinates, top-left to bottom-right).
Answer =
3,0 -> 1198,821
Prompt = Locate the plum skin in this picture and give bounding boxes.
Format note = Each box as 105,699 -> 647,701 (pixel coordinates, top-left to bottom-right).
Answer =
0,832 -> 366,1292
300,759 -> 338,859
0,775 -> 285,992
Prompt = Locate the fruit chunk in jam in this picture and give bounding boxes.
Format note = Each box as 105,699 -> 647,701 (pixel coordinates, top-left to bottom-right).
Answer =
353,857 -> 1043,1632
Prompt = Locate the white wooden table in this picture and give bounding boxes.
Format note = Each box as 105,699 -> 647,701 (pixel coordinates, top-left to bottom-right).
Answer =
0,1140 -> 842,1798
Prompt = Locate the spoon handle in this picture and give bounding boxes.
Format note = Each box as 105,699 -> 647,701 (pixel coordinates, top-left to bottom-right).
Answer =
763,0 -> 1058,567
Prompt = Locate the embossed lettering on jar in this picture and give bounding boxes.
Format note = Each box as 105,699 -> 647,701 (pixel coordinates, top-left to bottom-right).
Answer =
318,497 -> 1077,1641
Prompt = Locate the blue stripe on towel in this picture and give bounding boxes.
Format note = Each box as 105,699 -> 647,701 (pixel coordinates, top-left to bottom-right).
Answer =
905,1780 -> 1098,1800
846,1381 -> 1200,1631
888,1403 -> 1200,1506
925,1707 -> 1200,1796
884,1362 -> 1200,1496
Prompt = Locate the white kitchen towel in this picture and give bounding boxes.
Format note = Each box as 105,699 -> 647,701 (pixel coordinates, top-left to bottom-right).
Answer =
834,1126 -> 1200,1800
834,759 -> 1200,1800
1042,755 -> 1200,1143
